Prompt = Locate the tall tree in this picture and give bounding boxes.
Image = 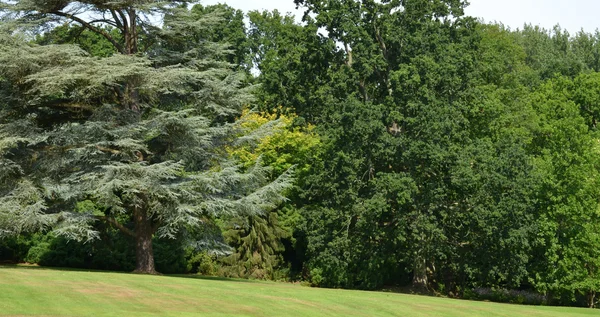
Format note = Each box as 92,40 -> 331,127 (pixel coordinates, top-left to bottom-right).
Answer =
0,1 -> 291,273
528,75 -> 600,307
269,1 -> 546,293
288,0 -> 480,290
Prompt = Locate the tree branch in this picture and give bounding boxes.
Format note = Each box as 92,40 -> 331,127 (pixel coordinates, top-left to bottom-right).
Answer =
98,216 -> 135,237
374,26 -> 388,59
344,42 -> 353,67
49,11 -> 125,54
87,19 -> 119,28
117,9 -> 129,36
140,39 -> 156,53
109,9 -> 124,31
39,99 -> 95,112
95,145 -> 121,155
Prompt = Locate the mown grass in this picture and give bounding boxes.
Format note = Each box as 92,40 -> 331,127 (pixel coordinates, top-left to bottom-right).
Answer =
0,265 -> 596,317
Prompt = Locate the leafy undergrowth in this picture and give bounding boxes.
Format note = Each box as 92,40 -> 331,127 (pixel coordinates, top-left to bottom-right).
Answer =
0,265 -> 596,317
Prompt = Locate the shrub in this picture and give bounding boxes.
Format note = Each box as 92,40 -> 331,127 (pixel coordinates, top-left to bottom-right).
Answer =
153,237 -> 188,274
464,287 -> 547,306
0,234 -> 40,263
187,251 -> 218,275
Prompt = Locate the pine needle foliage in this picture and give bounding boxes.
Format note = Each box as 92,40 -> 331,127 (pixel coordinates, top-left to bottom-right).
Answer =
220,211 -> 289,279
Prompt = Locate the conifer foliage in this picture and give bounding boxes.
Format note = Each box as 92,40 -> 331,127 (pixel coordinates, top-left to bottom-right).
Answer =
0,1 -> 292,273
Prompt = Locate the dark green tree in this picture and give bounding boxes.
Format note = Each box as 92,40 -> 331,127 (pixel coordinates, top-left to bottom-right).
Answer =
190,3 -> 250,71
220,211 -> 288,279
258,1 -> 546,293
286,0 -> 478,290
247,9 -> 338,122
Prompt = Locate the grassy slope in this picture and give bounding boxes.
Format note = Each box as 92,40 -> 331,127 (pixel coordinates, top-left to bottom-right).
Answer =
0,266 -> 596,317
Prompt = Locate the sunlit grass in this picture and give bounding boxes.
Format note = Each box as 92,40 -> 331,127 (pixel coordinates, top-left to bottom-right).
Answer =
0,265 -> 596,317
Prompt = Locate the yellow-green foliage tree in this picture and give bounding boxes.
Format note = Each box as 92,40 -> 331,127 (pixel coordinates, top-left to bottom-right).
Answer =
220,108 -> 320,279
230,108 -> 320,175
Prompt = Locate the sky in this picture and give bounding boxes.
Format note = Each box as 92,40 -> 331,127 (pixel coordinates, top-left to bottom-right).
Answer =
199,0 -> 600,34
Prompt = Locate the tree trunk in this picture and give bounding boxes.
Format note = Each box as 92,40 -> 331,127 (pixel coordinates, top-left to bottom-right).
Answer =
123,7 -> 140,113
133,207 -> 157,274
412,254 -> 428,292
125,8 -> 138,55
588,291 -> 596,309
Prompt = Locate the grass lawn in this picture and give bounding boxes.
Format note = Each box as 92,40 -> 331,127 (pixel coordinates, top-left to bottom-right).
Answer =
0,265 -> 597,317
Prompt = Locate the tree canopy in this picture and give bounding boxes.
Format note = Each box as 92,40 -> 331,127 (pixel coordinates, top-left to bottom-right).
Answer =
0,0 -> 292,274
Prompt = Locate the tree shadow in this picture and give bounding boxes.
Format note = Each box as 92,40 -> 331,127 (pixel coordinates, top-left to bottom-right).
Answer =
0,264 -> 126,274
166,274 -> 256,283
0,264 -> 256,284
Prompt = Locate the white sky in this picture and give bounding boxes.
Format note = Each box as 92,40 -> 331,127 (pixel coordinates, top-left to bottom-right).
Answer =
199,0 -> 600,34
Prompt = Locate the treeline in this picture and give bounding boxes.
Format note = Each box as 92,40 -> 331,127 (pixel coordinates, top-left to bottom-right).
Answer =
2,0 -> 600,309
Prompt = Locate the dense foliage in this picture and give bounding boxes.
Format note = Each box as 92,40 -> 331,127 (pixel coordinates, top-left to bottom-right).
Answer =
1,0 -> 600,309
0,0 -> 292,274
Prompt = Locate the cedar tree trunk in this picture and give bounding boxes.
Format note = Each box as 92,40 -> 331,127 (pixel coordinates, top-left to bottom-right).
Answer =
133,207 -> 156,274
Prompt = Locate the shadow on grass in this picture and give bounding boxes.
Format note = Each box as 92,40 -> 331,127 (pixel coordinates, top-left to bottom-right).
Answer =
0,263 -> 122,273
380,285 -> 438,297
0,264 -> 255,283
168,274 -> 256,283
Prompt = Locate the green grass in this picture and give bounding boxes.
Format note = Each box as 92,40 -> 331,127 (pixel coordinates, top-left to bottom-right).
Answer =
0,265 -> 597,317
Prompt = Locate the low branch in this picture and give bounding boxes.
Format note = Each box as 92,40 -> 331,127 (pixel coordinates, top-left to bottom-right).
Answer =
40,100 -> 95,112
140,38 -> 156,53
95,145 -> 121,155
49,11 -> 125,54
97,216 -> 135,237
